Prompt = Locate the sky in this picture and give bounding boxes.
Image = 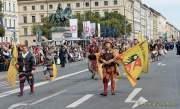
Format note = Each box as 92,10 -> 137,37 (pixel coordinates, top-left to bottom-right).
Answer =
143,0 -> 180,30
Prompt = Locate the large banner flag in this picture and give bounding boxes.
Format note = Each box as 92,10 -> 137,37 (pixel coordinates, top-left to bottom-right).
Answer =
121,44 -> 144,87
90,23 -> 96,36
7,45 -> 18,88
70,19 -> 78,38
98,23 -> 101,37
83,21 -> 91,36
139,41 -> 149,73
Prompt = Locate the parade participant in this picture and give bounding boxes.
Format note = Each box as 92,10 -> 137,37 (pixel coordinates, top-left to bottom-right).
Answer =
99,39 -> 118,96
88,38 -> 99,79
176,38 -> 180,56
43,45 -> 54,80
16,45 -> 36,96
59,45 -> 68,67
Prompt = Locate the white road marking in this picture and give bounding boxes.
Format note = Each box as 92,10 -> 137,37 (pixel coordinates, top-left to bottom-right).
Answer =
132,97 -> 148,108
8,103 -> 28,109
66,94 -> 94,108
125,88 -> 142,103
30,90 -> 66,105
0,69 -> 88,98
125,88 -> 148,108
157,62 -> 166,66
8,90 -> 66,109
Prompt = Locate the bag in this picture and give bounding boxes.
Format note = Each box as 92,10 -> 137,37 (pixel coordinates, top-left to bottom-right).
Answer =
163,49 -> 167,54
159,49 -> 164,55
57,58 -> 60,65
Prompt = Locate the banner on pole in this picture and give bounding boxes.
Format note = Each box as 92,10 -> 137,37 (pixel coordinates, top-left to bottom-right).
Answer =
70,19 -> 78,38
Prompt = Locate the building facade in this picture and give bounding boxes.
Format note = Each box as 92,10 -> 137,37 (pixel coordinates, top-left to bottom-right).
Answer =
1,0 -> 19,43
144,5 -> 153,40
157,14 -> 166,38
133,0 -> 141,38
17,0 -> 179,42
140,3 -> 147,38
18,0 -> 133,38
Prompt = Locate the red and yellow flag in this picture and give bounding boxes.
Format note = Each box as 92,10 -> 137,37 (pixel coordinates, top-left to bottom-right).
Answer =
121,44 -> 144,87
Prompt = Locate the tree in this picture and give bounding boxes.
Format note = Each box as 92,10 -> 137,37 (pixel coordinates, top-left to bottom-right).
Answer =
74,11 -> 132,38
0,1 -> 5,37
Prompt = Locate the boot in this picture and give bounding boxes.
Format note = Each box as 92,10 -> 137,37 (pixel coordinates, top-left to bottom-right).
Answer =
18,83 -> 24,97
111,80 -> 116,95
30,84 -> 34,95
100,78 -> 108,96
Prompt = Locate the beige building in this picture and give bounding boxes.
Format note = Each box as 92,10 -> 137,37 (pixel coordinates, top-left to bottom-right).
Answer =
17,0 -> 179,42
166,22 -> 180,41
17,0 -> 136,42
133,0 -> 141,38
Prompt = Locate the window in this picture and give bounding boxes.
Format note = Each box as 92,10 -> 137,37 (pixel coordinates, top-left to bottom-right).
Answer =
9,3 -> 11,11
24,28 -> 28,36
23,6 -> 27,11
75,12 -> 80,16
95,12 -> 99,15
104,1 -> 108,6
4,19 -> 7,27
40,5 -> 44,10
49,5 -> 53,9
76,3 -> 80,7
95,2 -> 99,6
23,16 -> 27,23
9,19 -> 11,27
85,2 -> 89,7
114,0 -> 118,5
13,4 -> 15,12
32,6 -> 35,10
67,3 -> 71,7
114,11 -> 118,13
104,10 -> 108,16
40,15 -> 44,22
13,19 -> 16,28
32,16 -> 36,23
4,2 -> 6,11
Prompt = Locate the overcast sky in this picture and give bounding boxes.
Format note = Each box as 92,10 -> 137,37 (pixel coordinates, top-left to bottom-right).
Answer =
143,0 -> 180,30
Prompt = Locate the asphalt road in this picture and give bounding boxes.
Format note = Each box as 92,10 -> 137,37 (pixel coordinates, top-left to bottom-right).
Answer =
0,50 -> 179,109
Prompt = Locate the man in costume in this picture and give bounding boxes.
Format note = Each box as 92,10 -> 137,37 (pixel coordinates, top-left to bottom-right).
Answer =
88,38 -> 99,79
99,39 -> 119,96
43,45 -> 54,80
16,45 -> 36,96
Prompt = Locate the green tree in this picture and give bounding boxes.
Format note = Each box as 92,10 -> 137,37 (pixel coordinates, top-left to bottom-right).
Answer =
74,11 -> 132,38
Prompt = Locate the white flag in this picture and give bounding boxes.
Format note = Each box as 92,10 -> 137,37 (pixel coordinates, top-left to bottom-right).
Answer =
98,23 -> 101,37
90,23 -> 96,36
70,19 -> 78,38
83,21 -> 91,36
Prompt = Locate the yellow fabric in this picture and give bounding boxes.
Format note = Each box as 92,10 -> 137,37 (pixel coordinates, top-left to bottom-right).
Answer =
121,44 -> 144,87
51,64 -> 58,80
96,53 -> 103,80
139,41 -> 149,73
7,45 -> 18,88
